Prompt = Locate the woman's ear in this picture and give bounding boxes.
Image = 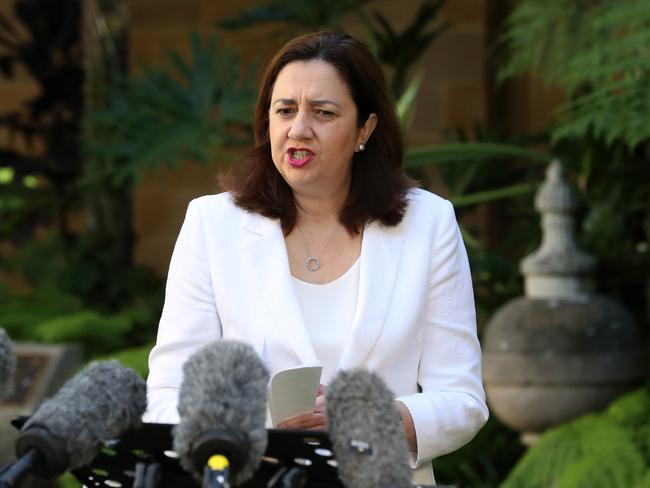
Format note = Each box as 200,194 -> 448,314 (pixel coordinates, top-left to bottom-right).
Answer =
358,113 -> 378,145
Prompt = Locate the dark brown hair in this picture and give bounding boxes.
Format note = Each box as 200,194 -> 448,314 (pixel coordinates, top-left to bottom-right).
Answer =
221,31 -> 415,235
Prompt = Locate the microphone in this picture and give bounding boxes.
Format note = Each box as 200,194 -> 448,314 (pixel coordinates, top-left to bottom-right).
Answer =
326,368 -> 412,488
0,327 -> 16,400
0,360 -> 146,486
173,340 -> 269,488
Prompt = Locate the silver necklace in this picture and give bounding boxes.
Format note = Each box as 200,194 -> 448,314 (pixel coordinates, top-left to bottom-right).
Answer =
296,222 -> 339,272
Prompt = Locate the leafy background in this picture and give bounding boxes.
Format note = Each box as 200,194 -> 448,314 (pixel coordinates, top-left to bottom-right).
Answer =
0,0 -> 648,486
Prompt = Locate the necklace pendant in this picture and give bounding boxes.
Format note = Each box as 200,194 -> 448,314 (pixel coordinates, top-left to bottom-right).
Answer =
305,256 -> 320,272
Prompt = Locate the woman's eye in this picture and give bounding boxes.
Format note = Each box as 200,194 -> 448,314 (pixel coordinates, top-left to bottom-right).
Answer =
316,110 -> 335,117
276,108 -> 295,117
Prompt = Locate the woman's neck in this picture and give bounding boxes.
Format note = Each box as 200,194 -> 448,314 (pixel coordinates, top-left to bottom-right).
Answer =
294,192 -> 346,224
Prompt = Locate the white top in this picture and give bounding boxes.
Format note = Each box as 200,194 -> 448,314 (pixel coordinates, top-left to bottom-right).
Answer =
144,188 -> 488,482
291,258 -> 360,383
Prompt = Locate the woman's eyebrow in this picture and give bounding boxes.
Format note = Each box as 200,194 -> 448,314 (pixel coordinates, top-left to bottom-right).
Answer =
272,98 -> 340,108
311,99 -> 340,108
272,98 -> 295,106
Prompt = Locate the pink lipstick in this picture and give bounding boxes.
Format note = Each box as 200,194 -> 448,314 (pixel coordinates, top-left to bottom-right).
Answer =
287,147 -> 315,168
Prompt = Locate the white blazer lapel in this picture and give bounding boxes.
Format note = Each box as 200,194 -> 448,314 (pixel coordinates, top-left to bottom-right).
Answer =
337,222 -> 404,370
240,212 -> 319,366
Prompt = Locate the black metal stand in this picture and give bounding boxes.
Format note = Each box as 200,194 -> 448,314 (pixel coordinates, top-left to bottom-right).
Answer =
80,424 -> 343,488
9,417 -> 342,488
8,417 -> 445,488
132,461 -> 160,488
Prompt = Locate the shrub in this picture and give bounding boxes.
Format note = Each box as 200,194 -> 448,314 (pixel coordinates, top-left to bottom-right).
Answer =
500,388 -> 650,488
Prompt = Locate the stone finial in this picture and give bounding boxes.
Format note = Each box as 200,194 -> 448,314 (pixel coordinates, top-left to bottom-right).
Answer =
521,160 -> 596,299
534,160 -> 577,214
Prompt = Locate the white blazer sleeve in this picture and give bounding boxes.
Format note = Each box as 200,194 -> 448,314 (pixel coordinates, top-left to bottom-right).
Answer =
144,199 -> 222,423
397,200 -> 488,464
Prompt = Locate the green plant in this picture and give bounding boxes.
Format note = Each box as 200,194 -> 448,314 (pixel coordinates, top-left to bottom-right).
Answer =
433,415 -> 525,488
604,388 -> 650,464
500,388 -> 650,488
219,0 -> 448,101
0,234 -> 161,356
407,0 -> 650,328
0,0 -> 83,241
84,32 -> 257,185
403,131 -> 550,316
32,311 -> 132,356
56,472 -> 81,488
0,287 -> 83,338
98,343 -> 153,379
0,2 -> 160,320
497,0 -> 650,148
80,31 -> 257,288
1,29 -> 257,321
497,0 -> 650,326
3,18 -> 258,305
218,0 -> 377,35
0,285 -> 156,357
364,0 -> 448,98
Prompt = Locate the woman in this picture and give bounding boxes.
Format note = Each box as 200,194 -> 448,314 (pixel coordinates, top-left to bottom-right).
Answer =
145,31 -> 488,484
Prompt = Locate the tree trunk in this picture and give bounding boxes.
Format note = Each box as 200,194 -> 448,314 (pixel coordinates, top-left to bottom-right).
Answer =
81,0 -> 132,274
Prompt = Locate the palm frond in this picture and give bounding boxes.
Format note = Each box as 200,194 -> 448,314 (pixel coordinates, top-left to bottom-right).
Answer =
396,69 -> 424,124
451,183 -> 539,208
367,0 -> 448,97
405,142 -> 549,168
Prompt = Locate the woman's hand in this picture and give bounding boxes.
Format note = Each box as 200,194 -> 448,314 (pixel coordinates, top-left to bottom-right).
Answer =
277,386 -> 417,456
277,384 -> 328,430
395,400 -> 417,452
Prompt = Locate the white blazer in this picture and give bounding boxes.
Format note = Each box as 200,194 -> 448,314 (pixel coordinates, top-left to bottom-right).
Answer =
145,188 -> 488,479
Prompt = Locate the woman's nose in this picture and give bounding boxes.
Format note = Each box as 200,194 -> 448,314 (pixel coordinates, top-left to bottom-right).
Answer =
287,110 -> 313,140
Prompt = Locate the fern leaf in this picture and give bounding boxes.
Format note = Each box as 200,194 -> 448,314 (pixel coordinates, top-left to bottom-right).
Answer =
500,415 -> 646,488
498,0 -> 650,150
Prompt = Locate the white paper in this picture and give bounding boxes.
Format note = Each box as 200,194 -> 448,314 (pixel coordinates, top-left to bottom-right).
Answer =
268,364 -> 323,427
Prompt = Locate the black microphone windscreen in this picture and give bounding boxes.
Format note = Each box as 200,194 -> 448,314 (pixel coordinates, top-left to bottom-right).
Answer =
173,340 -> 269,485
21,360 -> 147,470
0,326 -> 16,400
326,368 -> 412,488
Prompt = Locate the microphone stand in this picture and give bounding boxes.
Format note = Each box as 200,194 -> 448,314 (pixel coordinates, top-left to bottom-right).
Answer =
203,462 -> 231,488
266,466 -> 307,488
132,461 -> 160,488
189,430 -> 246,488
0,450 -> 43,488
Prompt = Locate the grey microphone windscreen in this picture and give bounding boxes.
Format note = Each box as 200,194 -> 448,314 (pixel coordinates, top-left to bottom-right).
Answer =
173,340 -> 269,485
21,360 -> 147,470
326,368 -> 412,488
0,327 -> 16,400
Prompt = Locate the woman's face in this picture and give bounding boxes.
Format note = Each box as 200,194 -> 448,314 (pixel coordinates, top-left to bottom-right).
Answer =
268,60 -> 376,202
